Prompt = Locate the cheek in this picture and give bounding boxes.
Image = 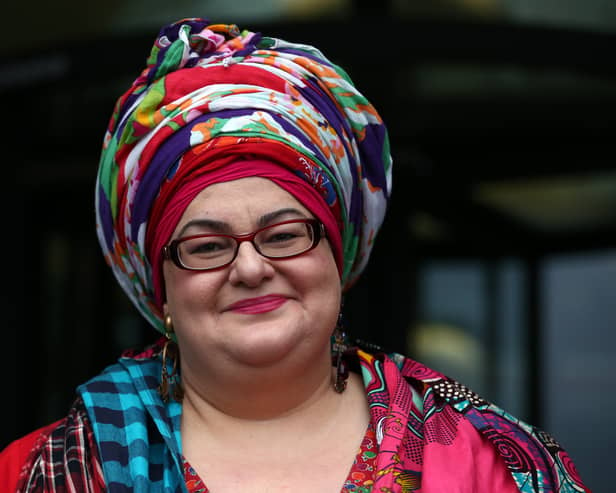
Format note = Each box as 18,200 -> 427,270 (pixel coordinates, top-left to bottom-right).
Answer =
163,265 -> 221,315
162,263 -> 185,310
318,244 -> 342,288
313,267 -> 342,338
301,249 -> 342,308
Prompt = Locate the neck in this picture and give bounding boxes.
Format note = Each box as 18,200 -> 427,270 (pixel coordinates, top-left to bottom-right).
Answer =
180,344 -> 339,421
180,370 -> 369,461
180,368 -> 370,485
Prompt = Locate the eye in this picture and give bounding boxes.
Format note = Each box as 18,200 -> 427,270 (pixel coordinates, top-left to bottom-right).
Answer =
182,236 -> 234,258
265,224 -> 306,241
258,222 -> 311,252
266,231 -> 302,243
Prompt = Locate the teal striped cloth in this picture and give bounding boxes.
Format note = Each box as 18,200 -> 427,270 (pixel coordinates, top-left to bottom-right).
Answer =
79,347 -> 184,492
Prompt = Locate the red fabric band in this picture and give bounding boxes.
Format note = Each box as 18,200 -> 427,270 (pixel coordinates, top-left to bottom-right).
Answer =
147,156 -> 343,308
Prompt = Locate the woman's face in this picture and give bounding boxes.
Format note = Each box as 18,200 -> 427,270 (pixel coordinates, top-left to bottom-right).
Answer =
162,177 -> 341,372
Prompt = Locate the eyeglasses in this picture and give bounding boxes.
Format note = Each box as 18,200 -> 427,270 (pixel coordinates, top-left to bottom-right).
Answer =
163,218 -> 324,271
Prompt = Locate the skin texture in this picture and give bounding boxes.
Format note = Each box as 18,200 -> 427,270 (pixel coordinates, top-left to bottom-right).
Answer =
163,177 -> 341,409
162,177 -> 370,492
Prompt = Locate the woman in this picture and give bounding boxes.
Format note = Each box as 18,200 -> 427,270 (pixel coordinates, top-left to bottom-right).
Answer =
1,17 -> 589,492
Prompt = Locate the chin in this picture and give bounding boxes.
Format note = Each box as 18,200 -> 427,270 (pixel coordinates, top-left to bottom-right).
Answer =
226,319 -> 327,369
221,317 -> 294,358
227,338 -> 300,368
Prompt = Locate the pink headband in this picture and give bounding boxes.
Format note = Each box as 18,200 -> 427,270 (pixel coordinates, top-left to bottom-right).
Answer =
148,160 -> 343,308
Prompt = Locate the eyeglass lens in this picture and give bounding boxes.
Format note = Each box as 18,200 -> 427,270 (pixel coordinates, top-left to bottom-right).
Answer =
177,221 -> 316,270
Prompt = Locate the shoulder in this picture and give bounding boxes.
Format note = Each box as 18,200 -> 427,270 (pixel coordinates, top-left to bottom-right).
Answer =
80,339 -> 164,389
356,348 -> 591,492
0,420 -> 62,493
0,343 -> 165,493
0,398 -> 105,492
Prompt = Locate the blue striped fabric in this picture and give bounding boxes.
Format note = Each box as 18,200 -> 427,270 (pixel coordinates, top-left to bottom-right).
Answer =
78,352 -> 184,492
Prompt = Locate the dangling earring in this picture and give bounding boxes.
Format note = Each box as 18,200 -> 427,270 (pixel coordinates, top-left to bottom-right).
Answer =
158,314 -> 184,402
332,304 -> 349,393
164,313 -> 173,333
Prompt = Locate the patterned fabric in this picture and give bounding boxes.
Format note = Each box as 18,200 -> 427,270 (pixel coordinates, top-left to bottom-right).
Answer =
341,422 -> 378,492
358,350 -> 590,492
181,422 -> 378,493
78,341 -> 184,492
16,399 -> 105,492
95,17 -> 392,333
184,459 -> 207,493
15,341 -> 584,493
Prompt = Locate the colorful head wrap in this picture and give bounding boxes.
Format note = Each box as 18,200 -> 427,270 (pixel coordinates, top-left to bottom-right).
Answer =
95,17 -> 393,333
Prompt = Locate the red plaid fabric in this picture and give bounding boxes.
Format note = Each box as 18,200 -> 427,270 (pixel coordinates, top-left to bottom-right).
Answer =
16,398 -> 105,493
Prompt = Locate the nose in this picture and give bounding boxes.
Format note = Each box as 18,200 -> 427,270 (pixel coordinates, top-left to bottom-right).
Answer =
228,241 -> 275,287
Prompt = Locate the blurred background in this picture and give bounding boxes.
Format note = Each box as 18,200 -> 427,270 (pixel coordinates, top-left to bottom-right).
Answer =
3,1 -> 615,490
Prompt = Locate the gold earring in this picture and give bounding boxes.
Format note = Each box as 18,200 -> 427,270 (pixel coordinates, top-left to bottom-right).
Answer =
158,314 -> 183,402
164,313 -> 174,334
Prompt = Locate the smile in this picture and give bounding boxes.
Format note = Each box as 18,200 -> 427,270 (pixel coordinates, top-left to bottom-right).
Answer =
226,295 -> 289,314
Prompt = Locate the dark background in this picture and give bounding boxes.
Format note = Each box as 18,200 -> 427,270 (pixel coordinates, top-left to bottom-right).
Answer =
3,1 -> 615,490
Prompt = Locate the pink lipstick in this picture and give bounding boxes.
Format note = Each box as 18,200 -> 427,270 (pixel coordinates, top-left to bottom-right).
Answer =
226,295 -> 288,314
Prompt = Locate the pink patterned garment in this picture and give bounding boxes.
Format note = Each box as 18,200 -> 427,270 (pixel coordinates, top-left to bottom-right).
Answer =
357,350 -> 590,492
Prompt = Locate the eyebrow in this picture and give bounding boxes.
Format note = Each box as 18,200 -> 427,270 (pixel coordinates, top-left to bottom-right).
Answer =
257,208 -> 308,228
176,208 -> 308,238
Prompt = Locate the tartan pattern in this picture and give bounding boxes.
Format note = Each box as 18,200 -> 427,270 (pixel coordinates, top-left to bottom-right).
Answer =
18,398 -> 105,492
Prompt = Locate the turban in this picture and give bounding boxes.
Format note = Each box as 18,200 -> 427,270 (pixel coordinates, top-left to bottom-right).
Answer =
95,18 -> 393,333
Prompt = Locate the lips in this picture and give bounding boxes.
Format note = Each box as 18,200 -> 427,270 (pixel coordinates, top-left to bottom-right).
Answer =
225,294 -> 289,315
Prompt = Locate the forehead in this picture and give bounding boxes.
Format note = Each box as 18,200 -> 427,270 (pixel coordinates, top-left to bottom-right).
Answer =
177,177 -> 311,225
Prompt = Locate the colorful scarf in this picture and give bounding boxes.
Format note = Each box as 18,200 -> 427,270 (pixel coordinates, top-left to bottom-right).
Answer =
69,343 -> 589,493
95,18 -> 392,334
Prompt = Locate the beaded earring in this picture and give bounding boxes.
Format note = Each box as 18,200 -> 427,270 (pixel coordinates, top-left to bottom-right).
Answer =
332,306 -> 349,393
